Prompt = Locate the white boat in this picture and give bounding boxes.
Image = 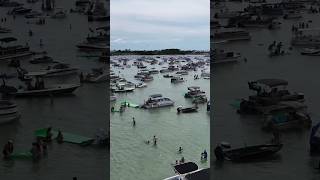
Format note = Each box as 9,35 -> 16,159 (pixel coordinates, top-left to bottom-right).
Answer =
135,82 -> 147,88
141,94 -> 174,109
112,83 -> 135,93
26,63 -> 78,77
0,100 -> 20,124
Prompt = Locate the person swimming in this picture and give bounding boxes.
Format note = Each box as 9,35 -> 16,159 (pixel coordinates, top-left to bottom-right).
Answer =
178,147 -> 183,153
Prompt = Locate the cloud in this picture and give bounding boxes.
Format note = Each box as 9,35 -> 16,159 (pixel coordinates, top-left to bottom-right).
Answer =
110,0 -> 209,50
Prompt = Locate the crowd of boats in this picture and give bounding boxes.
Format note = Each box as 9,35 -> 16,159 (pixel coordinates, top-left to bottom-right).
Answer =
212,0 -> 320,167
0,0 -> 109,166
211,0 -> 320,66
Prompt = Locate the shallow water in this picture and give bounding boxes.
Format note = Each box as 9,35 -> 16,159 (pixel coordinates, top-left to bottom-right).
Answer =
212,2 -> 320,179
0,0 -> 108,179
110,55 -> 210,180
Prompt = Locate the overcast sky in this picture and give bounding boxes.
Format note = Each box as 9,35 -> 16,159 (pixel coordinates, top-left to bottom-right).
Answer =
110,0 -> 209,50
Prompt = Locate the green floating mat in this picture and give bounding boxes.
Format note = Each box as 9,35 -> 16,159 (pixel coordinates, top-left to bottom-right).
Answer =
9,151 -> 32,159
230,99 -> 241,108
121,101 -> 139,108
35,128 -> 94,145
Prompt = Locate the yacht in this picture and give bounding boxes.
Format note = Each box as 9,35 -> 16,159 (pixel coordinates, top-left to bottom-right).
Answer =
141,94 -> 174,109
28,63 -> 78,77
0,100 -> 20,124
112,83 -> 135,93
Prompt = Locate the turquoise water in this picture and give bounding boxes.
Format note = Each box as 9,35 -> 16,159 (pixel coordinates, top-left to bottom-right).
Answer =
110,55 -> 210,180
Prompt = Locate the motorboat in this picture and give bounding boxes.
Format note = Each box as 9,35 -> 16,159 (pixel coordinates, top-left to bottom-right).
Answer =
212,29 -> 251,43
300,48 -> 320,56
76,42 -> 108,51
29,56 -> 54,64
262,105 -> 311,131
216,143 -> 283,162
211,49 -> 242,64
163,74 -> 173,78
29,63 -> 78,77
283,10 -> 302,19
291,28 -> 320,47
9,7 -> 32,15
0,37 -> 33,61
141,75 -> 153,82
192,94 -> 208,104
141,94 -> 174,109
164,167 -> 209,180
83,68 -> 107,83
184,86 -> 205,98
0,100 -> 20,124
171,76 -> 184,83
177,106 -> 198,113
24,11 -> 43,18
112,83 -> 135,93
135,82 -> 147,88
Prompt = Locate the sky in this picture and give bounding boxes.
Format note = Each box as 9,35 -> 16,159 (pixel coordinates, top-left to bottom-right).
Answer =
110,0 -> 210,50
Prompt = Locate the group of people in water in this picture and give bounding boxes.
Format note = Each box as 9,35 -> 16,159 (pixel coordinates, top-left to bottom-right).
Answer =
2,127 -> 64,161
145,135 -> 158,146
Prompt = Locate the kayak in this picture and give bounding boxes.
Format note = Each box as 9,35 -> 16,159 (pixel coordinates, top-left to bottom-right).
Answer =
34,128 -> 94,146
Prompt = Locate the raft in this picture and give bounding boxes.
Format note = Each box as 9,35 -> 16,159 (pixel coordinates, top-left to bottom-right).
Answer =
121,101 -> 139,108
34,128 -> 94,146
9,151 -> 32,159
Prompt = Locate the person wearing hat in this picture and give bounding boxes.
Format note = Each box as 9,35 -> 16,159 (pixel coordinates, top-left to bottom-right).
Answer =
2,140 -> 14,158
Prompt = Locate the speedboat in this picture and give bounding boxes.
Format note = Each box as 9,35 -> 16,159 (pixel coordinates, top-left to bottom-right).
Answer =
40,63 -> 78,77
141,94 -> 174,109
51,10 -> 67,19
177,106 -> 198,113
0,26 -> 11,33
300,48 -> 320,56
0,100 -> 20,124
112,83 -> 135,93
0,37 -> 33,61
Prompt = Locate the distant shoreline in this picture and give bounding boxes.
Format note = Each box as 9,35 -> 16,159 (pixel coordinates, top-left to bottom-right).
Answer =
110,49 -> 209,56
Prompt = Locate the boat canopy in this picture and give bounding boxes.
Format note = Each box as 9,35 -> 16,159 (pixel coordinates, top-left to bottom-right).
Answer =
255,79 -> 288,87
150,94 -> 162,98
188,86 -> 200,90
0,37 -> 17,43
174,162 -> 198,175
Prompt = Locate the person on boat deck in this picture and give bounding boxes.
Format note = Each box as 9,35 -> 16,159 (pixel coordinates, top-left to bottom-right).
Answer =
30,143 -> 40,161
2,140 -> 14,158
42,141 -> 48,155
57,130 -> 64,144
46,127 -> 53,142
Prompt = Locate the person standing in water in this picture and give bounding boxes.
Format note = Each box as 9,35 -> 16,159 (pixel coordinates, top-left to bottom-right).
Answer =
153,135 -> 157,145
132,117 -> 136,127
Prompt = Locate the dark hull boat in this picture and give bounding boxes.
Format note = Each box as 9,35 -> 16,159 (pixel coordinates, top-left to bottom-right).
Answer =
310,122 -> 320,153
177,107 -> 198,113
12,84 -> 80,97
222,144 -> 283,162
